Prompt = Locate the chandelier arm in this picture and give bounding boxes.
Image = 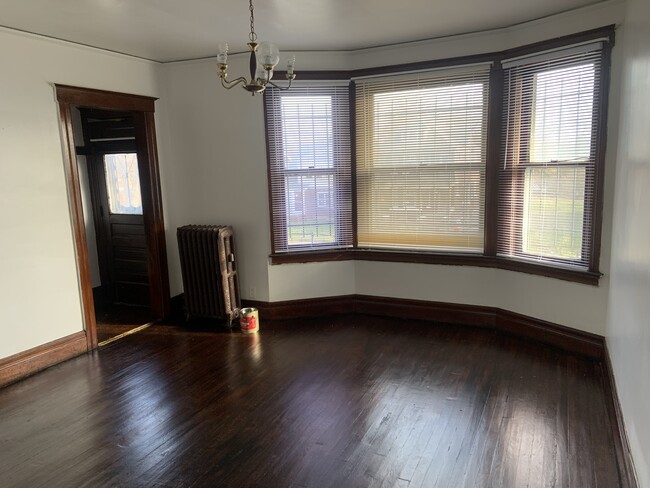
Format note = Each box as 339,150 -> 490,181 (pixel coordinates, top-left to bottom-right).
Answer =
221,77 -> 249,90
267,78 -> 294,91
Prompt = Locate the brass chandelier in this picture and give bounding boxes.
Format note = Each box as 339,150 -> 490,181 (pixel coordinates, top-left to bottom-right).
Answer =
216,0 -> 296,95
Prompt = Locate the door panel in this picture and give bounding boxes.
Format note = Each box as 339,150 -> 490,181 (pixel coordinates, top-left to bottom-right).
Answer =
109,213 -> 149,306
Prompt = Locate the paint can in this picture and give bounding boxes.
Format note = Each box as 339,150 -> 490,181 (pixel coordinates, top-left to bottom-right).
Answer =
240,307 -> 259,334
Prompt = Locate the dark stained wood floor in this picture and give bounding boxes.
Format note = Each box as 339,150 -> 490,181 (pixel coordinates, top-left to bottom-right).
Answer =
0,315 -> 624,487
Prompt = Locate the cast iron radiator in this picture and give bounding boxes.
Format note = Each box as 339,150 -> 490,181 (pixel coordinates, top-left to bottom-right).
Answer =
176,225 -> 241,325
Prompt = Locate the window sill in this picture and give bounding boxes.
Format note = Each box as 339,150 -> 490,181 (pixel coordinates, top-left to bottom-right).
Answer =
270,250 -> 355,264
270,249 -> 601,285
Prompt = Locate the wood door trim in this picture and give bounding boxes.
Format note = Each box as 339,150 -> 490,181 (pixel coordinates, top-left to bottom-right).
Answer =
57,100 -> 98,349
55,84 -> 170,350
136,111 -> 170,317
55,85 -> 157,112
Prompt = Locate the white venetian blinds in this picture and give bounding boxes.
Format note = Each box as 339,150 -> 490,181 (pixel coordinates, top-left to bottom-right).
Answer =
355,65 -> 490,252
497,43 -> 603,268
265,84 -> 353,253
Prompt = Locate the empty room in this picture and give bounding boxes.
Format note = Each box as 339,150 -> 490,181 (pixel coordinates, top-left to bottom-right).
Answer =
0,0 -> 648,486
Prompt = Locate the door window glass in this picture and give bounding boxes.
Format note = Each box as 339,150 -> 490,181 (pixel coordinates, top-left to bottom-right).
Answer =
103,153 -> 143,215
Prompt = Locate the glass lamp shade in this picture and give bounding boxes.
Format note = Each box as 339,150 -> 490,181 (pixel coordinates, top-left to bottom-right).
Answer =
255,63 -> 272,81
257,42 -> 280,68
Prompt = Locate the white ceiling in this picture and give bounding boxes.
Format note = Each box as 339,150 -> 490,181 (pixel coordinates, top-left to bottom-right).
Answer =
0,0 -> 606,62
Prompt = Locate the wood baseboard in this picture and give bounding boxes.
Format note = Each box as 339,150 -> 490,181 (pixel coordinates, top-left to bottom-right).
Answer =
0,331 -> 88,387
603,344 -> 640,488
242,296 -> 355,320
496,308 -> 604,359
353,294 -> 496,327
241,294 -> 604,360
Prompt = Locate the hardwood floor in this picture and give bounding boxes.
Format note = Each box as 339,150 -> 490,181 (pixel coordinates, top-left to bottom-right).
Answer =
0,315 -> 624,487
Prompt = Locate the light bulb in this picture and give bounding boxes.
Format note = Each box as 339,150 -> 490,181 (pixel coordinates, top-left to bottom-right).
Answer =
217,42 -> 228,64
257,42 -> 280,68
287,55 -> 296,75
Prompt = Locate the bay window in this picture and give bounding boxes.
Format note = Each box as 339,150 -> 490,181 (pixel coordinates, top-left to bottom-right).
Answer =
263,28 -> 612,283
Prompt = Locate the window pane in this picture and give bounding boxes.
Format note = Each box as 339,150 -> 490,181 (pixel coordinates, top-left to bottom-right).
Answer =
265,85 -> 353,253
286,174 -> 336,246
357,166 -> 483,250
522,166 -> 585,260
356,68 -> 489,253
498,45 -> 603,270
530,64 -> 595,163
281,96 -> 334,170
103,153 -> 143,215
373,84 -> 486,168
281,95 -> 336,247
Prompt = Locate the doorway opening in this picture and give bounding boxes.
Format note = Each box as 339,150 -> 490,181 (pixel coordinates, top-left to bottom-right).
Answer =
75,108 -> 155,344
56,85 -> 170,350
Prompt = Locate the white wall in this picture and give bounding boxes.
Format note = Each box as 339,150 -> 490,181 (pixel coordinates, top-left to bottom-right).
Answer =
354,263 -> 609,333
156,56 -> 273,301
268,262 -> 356,302
606,0 -> 650,483
0,27 -> 162,359
158,1 -> 623,335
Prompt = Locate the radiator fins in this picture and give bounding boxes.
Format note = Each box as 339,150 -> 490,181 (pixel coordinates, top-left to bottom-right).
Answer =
177,225 -> 241,326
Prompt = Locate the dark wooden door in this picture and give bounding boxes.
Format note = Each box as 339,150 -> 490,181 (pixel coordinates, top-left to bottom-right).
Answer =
105,212 -> 149,306
91,152 -> 150,307
79,108 -> 152,308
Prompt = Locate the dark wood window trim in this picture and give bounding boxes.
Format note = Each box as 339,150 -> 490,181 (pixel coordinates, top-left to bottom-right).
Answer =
270,249 -> 600,285
267,26 -> 615,288
264,84 -> 354,254
589,42 -> 613,272
496,45 -> 606,272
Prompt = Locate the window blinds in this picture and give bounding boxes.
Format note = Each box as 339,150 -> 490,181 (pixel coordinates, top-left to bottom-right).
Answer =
265,85 -> 353,253
497,44 -> 603,268
355,66 -> 490,252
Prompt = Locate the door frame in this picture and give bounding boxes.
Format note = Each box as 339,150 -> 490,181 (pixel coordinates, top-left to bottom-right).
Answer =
56,84 -> 170,350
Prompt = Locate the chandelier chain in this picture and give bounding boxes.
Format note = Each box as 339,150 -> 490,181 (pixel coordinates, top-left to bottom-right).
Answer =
249,0 -> 257,42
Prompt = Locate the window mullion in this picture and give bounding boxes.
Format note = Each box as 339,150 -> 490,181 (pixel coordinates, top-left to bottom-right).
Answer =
484,62 -> 503,256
